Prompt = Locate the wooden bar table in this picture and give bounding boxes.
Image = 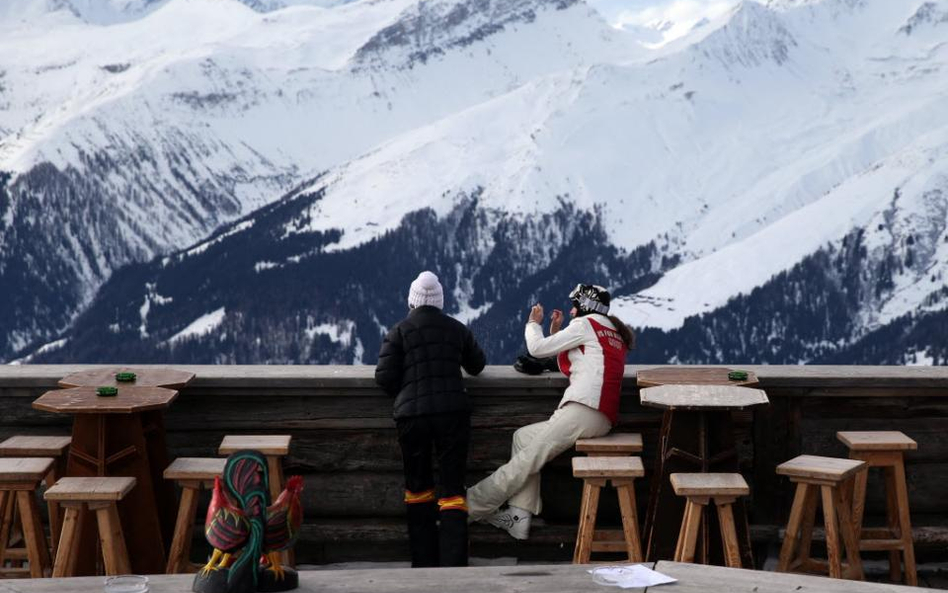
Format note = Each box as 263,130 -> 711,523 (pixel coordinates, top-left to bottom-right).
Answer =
638,367 -> 767,567
58,368 -> 194,553
32,385 -> 179,575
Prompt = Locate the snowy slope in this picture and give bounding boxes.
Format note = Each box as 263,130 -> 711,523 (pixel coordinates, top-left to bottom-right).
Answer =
0,0 -> 354,25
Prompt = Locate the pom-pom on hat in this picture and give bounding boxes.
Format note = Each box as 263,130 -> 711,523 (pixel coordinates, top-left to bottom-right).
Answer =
408,271 -> 444,310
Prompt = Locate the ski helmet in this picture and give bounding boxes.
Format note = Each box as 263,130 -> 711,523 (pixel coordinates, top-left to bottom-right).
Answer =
569,284 -> 610,316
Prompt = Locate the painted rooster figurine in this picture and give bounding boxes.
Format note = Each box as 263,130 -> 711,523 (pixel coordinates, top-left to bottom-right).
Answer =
193,450 -> 304,593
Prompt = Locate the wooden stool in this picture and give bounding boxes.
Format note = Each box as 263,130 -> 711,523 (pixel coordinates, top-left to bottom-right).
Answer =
576,433 -> 643,457
670,473 -> 749,568
219,435 -> 291,503
0,458 -> 55,578
571,456 -> 644,564
164,458 -> 226,574
776,455 -> 865,580
575,433 -> 643,551
0,436 -> 71,557
219,435 -> 292,565
44,477 -> 136,577
838,431 -> 917,586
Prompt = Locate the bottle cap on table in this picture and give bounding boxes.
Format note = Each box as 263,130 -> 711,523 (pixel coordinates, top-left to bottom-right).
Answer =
728,370 -> 748,381
96,386 -> 119,397
115,372 -> 137,382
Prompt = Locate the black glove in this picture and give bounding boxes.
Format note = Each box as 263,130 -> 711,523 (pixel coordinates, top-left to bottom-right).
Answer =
513,353 -> 558,375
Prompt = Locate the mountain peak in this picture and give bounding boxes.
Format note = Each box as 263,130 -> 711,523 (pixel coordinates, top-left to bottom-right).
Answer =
353,0 -> 581,69
686,1 -> 797,68
899,2 -> 948,35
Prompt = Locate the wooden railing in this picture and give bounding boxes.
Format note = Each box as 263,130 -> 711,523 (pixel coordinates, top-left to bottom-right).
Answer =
2,364 -> 947,565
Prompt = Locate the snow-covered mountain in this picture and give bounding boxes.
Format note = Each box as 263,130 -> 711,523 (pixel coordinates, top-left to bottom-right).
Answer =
0,0 -> 642,358
5,0 -> 948,365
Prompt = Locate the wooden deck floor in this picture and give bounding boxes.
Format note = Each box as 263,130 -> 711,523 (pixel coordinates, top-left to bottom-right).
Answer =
0,562 -> 935,593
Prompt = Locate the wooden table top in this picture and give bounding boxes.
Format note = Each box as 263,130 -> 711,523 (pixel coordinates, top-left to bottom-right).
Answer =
640,384 -> 769,411
637,366 -> 759,387
32,386 -> 178,414
58,367 -> 195,389
0,561 -> 928,593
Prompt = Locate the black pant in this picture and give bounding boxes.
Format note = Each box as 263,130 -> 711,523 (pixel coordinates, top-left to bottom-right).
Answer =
396,412 -> 470,567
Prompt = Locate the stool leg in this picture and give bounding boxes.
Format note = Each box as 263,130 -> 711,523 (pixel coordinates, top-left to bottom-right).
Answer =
53,506 -> 84,578
16,490 -> 50,577
820,485 -> 843,579
892,457 -> 917,586
882,466 -> 902,582
9,499 -> 26,570
266,456 -> 293,568
616,483 -> 642,563
778,483 -> 809,572
267,456 -> 285,509
45,467 -> 62,558
95,504 -> 131,576
715,500 -> 741,568
680,499 -> 703,564
850,465 -> 869,539
795,483 -> 819,571
573,481 -> 601,564
166,485 -> 201,574
673,500 -> 689,562
0,491 -> 9,566
833,481 -> 864,581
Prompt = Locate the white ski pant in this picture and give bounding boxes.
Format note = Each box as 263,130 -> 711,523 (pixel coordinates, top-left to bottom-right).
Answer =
467,402 -> 612,520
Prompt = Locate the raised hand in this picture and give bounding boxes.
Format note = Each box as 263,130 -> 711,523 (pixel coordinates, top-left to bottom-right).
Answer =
528,303 -> 544,324
550,309 -> 563,334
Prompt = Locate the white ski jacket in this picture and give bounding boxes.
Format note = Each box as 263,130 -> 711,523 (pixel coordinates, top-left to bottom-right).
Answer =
524,313 -> 627,424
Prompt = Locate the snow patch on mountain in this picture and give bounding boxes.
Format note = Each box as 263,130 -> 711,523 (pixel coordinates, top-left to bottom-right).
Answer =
305,319 -> 365,363
182,219 -> 255,259
139,282 -> 174,338
7,337 -> 68,365
306,320 -> 354,345
167,307 -> 226,344
905,348 -> 935,366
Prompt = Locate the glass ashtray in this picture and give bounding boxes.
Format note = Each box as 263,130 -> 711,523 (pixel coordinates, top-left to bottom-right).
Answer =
104,575 -> 149,593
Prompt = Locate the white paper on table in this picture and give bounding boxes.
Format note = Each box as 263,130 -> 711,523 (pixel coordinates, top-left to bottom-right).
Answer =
588,564 -> 678,588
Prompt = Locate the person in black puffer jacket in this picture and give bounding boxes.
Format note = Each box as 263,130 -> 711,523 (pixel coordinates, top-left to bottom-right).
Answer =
375,270 -> 486,568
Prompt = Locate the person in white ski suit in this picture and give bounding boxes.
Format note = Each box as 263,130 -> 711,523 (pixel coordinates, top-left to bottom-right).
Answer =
467,284 -> 634,539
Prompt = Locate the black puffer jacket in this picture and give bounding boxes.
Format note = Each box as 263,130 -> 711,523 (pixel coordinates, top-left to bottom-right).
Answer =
375,305 -> 486,419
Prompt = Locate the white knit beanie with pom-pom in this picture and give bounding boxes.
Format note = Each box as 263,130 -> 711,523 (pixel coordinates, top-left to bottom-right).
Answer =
408,271 -> 444,310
